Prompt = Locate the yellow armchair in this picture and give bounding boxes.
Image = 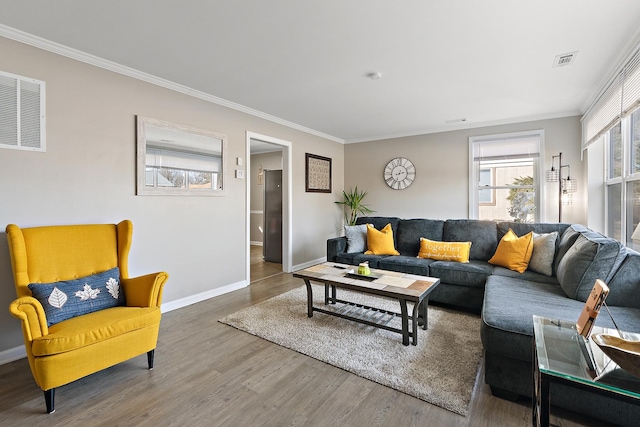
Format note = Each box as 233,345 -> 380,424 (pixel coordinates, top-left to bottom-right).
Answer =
6,220 -> 168,413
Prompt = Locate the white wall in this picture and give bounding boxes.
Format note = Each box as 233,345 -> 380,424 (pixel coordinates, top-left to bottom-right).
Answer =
344,116 -> 586,225
586,138 -> 605,233
0,36 -> 344,356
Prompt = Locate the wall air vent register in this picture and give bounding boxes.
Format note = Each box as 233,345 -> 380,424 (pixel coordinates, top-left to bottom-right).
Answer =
0,70 -> 46,152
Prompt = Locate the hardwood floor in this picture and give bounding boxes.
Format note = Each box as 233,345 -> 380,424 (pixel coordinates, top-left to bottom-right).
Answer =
250,244 -> 282,283
0,272 -> 609,426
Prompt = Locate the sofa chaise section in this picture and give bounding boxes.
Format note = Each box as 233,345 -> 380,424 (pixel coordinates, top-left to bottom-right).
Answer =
481,226 -> 639,426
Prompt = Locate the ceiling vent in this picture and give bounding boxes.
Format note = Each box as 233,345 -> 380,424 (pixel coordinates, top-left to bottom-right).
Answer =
553,52 -> 578,68
445,118 -> 468,124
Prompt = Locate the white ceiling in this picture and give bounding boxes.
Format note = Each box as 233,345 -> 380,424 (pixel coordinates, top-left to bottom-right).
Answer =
1,1 -> 640,143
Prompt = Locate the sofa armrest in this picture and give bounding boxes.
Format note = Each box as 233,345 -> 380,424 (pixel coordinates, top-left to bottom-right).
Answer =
9,296 -> 49,341
327,236 -> 347,262
121,272 -> 169,308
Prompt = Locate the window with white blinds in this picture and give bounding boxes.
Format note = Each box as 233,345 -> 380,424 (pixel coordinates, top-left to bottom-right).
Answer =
469,131 -> 543,222
136,116 -> 227,196
0,70 -> 46,152
582,48 -> 640,150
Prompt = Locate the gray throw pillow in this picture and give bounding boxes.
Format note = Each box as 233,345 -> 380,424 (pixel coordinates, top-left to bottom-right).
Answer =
345,224 -> 368,253
528,232 -> 558,276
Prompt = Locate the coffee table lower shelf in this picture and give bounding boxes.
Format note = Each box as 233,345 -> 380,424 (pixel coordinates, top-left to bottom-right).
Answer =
302,280 -> 428,346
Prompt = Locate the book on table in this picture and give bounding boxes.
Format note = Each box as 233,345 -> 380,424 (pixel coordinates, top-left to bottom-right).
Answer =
576,279 -> 610,338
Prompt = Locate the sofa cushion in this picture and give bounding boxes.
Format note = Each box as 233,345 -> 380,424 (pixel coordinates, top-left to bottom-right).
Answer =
497,221 -> 570,241
491,266 -> 559,286
378,256 -> 435,276
334,252 -> 388,268
418,238 -> 471,263
28,267 -> 125,326
31,306 -> 161,356
365,223 -> 400,255
556,231 -> 626,301
443,220 -> 497,261
606,249 -> 640,309
488,229 -> 534,273
429,260 -> 493,288
528,232 -> 558,276
344,224 -> 368,253
395,219 -> 445,255
553,225 -> 583,275
481,275 -> 585,363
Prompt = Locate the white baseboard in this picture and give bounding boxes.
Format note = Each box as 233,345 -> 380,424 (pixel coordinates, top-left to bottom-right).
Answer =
250,241 -> 263,246
0,345 -> 26,365
160,280 -> 248,313
291,256 -> 326,272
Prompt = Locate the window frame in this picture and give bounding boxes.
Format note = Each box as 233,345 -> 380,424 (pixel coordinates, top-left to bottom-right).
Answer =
605,108 -> 640,246
136,116 -> 227,197
469,130 -> 545,222
478,167 -> 496,206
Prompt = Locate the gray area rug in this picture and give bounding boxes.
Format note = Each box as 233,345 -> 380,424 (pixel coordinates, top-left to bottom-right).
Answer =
219,285 -> 482,416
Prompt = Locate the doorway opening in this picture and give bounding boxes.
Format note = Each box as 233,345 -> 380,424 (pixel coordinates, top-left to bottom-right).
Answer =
246,132 -> 292,284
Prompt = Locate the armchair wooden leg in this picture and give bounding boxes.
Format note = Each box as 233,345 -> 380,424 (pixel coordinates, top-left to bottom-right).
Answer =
147,350 -> 155,370
44,389 -> 55,414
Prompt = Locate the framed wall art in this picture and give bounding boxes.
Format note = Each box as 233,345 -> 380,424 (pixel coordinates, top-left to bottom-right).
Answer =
305,153 -> 332,193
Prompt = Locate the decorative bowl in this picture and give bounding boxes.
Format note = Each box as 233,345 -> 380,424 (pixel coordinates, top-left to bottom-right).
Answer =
591,334 -> 640,378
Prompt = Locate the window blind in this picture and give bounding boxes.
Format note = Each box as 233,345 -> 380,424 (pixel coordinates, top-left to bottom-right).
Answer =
622,52 -> 640,116
582,47 -> 640,150
581,74 -> 622,150
472,133 -> 540,162
146,147 -> 221,172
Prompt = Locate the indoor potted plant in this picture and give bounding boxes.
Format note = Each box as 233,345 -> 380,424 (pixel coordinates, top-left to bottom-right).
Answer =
335,186 -> 374,226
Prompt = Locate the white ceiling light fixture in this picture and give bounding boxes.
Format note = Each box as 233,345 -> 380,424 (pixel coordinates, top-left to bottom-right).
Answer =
367,72 -> 383,80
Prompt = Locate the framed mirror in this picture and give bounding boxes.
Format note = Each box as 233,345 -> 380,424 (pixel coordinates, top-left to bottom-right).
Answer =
136,116 -> 227,196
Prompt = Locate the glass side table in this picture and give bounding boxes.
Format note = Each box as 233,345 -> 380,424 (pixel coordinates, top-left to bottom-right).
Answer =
532,315 -> 640,427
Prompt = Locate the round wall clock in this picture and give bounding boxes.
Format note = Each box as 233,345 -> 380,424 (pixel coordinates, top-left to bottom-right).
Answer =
384,157 -> 416,190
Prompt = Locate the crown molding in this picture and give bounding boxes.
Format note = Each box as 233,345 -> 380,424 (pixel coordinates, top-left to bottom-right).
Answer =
0,25 -> 345,144
345,111 -> 582,144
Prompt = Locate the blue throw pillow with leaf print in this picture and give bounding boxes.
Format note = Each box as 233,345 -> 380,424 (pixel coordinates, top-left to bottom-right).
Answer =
28,267 -> 125,326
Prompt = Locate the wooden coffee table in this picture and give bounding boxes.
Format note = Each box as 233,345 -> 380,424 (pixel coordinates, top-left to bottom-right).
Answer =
293,262 -> 440,346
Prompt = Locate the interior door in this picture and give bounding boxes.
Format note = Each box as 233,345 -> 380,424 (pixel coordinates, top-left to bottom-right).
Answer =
263,169 -> 283,263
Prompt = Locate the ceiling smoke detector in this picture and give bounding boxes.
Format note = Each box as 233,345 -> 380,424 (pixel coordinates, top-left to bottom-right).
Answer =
553,51 -> 578,68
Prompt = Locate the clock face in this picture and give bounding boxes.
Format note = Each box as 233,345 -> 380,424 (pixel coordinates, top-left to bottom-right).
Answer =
384,157 -> 415,190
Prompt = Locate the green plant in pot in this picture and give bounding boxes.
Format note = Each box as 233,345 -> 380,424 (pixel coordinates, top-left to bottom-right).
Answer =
335,187 -> 374,226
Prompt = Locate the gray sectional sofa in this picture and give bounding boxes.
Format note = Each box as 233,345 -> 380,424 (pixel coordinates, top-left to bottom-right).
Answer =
326,216 -> 640,426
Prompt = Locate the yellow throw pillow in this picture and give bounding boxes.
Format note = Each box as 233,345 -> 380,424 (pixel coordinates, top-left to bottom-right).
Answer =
488,229 -> 534,273
418,238 -> 471,263
364,223 -> 399,255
